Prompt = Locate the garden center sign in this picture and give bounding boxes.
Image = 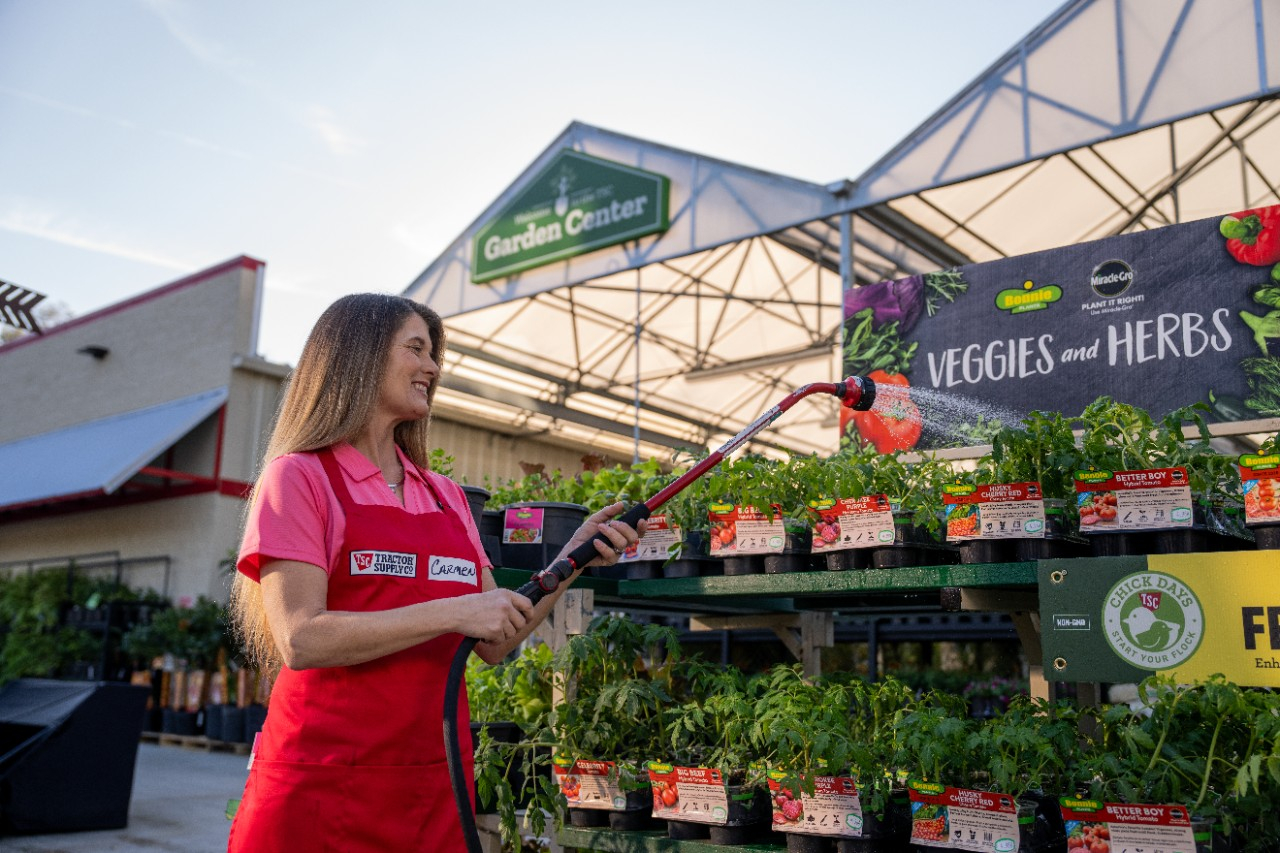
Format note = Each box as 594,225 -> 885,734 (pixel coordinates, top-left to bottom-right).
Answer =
841,203 -> 1280,448
471,150 -> 670,283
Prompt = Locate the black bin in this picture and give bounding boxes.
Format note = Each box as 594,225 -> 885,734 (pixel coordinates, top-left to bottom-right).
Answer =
0,679 -> 149,834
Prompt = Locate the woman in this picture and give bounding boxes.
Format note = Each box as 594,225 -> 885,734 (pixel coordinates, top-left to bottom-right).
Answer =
227,293 -> 643,852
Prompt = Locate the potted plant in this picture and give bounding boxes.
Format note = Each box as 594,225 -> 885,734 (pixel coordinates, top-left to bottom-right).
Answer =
575,458 -> 671,579
1074,674 -> 1280,853
488,468 -> 592,572
977,409 -> 1089,562
652,660 -> 772,843
1074,398 -> 1244,556
656,449 -> 721,580
468,643 -> 552,816
1242,431 -> 1280,549
863,451 -> 956,569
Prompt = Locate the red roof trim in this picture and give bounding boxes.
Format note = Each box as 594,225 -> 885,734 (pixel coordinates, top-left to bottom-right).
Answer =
0,255 -> 265,356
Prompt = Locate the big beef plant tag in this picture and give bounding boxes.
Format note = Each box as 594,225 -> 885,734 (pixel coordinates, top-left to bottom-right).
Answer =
707,504 -> 786,556
944,482 -> 1046,542
768,769 -> 865,838
907,780 -> 1020,851
1074,467 -> 1193,533
646,762 -> 730,825
503,507 -> 544,544
1239,452 -> 1280,524
552,756 -> 630,811
619,513 -> 680,562
808,495 -> 894,552
1059,797 -> 1198,851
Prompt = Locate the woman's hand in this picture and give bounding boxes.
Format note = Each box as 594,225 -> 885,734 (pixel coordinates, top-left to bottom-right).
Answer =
453,589 -> 536,644
561,501 -> 648,568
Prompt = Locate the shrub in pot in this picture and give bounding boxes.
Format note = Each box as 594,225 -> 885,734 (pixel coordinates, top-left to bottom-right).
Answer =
1074,674 -> 1280,852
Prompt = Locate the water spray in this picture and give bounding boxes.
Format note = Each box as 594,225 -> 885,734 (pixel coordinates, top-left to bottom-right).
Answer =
444,375 -> 877,852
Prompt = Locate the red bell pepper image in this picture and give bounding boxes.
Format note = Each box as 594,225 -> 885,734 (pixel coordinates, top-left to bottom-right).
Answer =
1220,205 -> 1280,267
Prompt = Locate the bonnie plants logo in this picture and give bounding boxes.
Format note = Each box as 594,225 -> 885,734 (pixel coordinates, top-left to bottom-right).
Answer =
1089,259 -> 1134,298
1103,572 -> 1204,669
993,279 -> 1062,315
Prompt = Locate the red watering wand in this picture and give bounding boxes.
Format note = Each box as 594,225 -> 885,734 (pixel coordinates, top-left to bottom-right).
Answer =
444,376 -> 877,852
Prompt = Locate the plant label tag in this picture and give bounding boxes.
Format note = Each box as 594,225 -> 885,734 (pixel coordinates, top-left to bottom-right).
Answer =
809,495 -> 894,551
620,514 -> 679,562
646,762 -> 730,825
503,507 -> 544,544
1059,797 -> 1196,851
768,772 -> 865,837
708,504 -> 786,555
553,757 -> 632,811
1239,453 -> 1280,524
944,482 -> 1046,541
1074,467 -> 1193,532
907,780 -> 1019,850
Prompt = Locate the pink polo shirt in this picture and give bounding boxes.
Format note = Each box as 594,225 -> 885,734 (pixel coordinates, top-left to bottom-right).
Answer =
237,442 -> 491,581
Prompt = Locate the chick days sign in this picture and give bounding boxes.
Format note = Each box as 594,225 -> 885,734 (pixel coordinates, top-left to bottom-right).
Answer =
1040,552 -> 1280,686
471,150 -> 670,283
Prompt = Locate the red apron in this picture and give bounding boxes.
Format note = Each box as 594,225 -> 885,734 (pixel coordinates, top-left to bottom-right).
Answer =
228,448 -> 481,852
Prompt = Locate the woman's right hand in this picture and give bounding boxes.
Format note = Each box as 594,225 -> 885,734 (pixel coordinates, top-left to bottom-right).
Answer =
454,589 -> 536,643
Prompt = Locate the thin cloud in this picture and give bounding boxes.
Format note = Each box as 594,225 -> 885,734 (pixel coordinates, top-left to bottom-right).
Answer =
302,105 -> 366,157
138,0 -> 250,77
0,206 -> 192,272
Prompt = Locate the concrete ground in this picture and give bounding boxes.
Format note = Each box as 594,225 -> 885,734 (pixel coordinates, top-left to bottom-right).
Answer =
0,742 -> 248,853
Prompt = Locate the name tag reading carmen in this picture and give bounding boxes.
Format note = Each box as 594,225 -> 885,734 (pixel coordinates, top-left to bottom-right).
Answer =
428,556 -> 477,584
350,550 -> 418,577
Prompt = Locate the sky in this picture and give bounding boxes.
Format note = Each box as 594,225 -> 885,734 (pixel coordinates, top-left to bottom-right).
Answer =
0,0 -> 1064,365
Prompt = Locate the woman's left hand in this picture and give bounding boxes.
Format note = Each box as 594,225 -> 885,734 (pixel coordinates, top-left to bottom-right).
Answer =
564,501 -> 647,567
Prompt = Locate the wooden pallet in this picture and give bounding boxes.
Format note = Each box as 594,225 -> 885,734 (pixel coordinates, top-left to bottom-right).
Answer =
141,730 -> 252,755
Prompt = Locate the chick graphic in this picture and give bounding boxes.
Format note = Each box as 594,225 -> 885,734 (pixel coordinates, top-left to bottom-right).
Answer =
1123,605 -> 1181,652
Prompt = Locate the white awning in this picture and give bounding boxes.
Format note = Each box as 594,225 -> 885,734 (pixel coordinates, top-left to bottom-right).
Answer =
0,387 -> 228,511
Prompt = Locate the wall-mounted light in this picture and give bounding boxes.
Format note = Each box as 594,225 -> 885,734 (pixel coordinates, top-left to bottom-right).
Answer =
77,345 -> 110,360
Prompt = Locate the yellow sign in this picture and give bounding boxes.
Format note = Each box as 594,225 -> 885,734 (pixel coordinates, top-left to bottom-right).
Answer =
1132,552 -> 1278,685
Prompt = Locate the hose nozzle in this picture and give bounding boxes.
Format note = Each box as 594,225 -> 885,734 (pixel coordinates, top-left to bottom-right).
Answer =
839,375 -> 877,411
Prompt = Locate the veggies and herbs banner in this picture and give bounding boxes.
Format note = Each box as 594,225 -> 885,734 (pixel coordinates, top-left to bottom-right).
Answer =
841,204 -> 1280,450
1038,552 -> 1280,686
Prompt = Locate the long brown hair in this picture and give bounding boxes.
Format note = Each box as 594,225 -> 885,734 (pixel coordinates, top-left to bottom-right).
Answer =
230,293 -> 446,672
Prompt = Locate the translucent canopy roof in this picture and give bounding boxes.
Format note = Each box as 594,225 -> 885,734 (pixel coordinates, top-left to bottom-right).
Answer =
407,0 -> 1280,461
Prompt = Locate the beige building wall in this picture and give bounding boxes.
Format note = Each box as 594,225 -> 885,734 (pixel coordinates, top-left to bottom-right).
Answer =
0,257 -> 285,605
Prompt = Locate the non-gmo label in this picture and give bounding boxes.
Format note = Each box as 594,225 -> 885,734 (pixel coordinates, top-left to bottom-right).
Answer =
1054,614 -> 1091,631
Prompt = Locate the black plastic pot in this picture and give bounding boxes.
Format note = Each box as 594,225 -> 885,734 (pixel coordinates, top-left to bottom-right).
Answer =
664,531 -> 724,577
786,832 -> 831,852
723,554 -> 766,575
479,509 -> 503,566
498,501 -> 589,572
662,558 -> 702,578
666,819 -> 711,840
625,559 -> 663,580
871,517 -> 956,569
162,708 -> 200,736
764,532 -> 813,574
243,703 -> 268,743
1088,531 -> 1154,556
958,538 -> 1017,565
825,548 -> 871,571
219,705 -> 245,743
610,808 -> 662,831
567,807 -> 610,827
1251,522 -> 1280,550
204,703 -> 226,741
460,485 -> 490,530
1014,535 -> 1089,561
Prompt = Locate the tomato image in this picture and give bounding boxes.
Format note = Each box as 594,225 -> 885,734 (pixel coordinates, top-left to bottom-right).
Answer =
1098,505 -> 1117,521
846,371 -> 923,453
661,785 -> 678,807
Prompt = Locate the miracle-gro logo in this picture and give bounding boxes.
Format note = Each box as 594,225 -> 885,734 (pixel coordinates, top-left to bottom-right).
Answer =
1103,572 -> 1204,670
994,279 -> 1062,315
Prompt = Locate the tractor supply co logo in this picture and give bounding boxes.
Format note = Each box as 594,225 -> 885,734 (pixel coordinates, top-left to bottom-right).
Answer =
993,279 -> 1062,315
428,556 -> 477,584
1103,572 -> 1204,670
350,550 -> 417,578
471,150 -> 670,283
